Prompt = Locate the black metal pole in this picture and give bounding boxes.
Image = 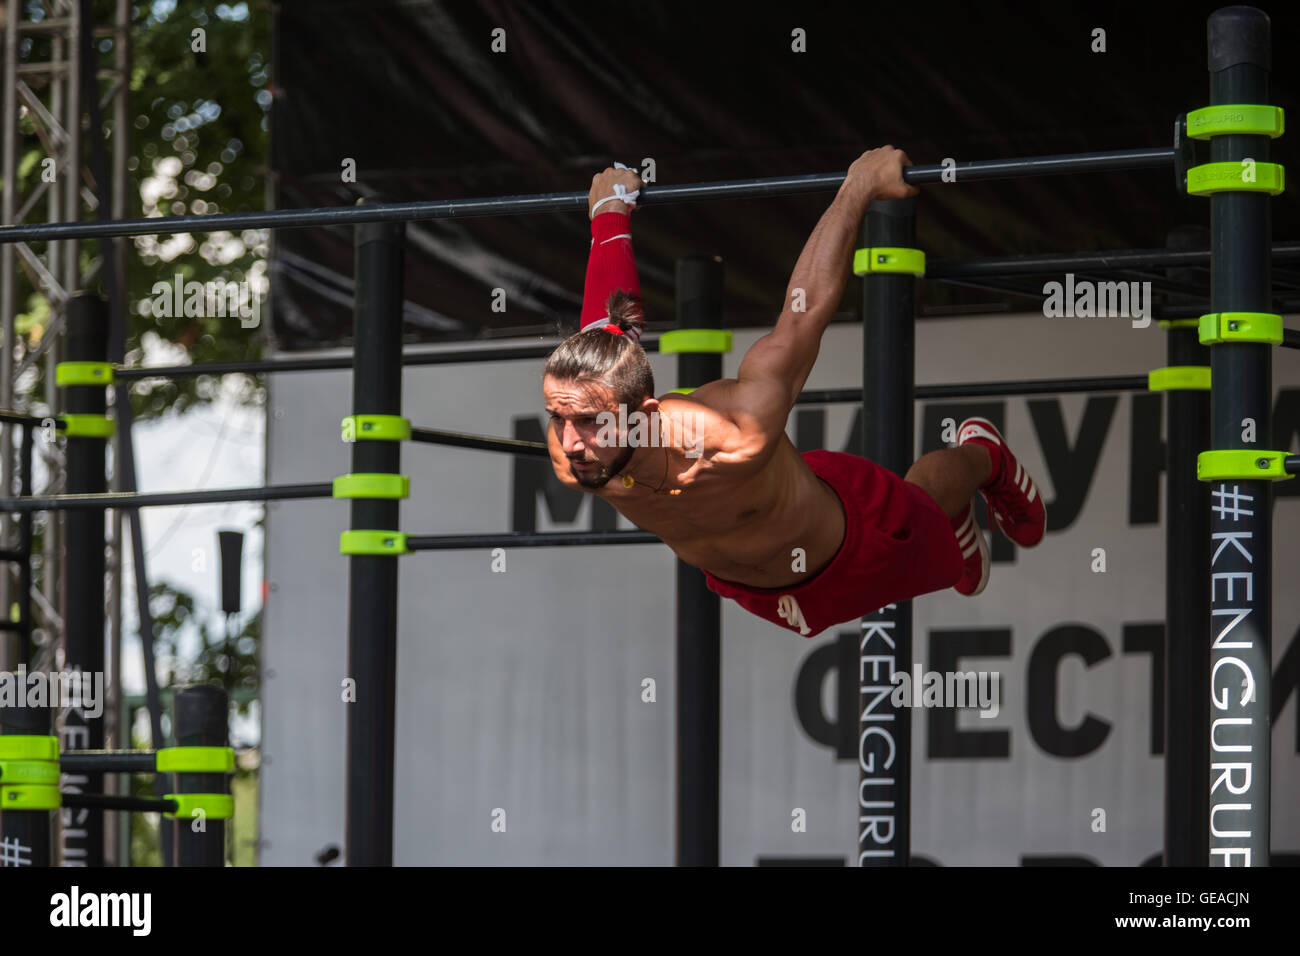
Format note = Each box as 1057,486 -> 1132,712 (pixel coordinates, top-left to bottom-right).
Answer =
0,482 -> 335,513
408,428 -> 548,457
60,291 -> 108,867
345,212 -> 405,866
59,751 -> 158,773
927,241 -> 1300,279
673,255 -> 724,867
16,422 -> 33,668
171,685 -> 228,867
406,530 -> 660,550
1205,5 -> 1272,867
859,197 -> 917,867
0,147 -> 1176,245
111,341 -> 664,380
796,376 -> 1151,405
1162,229 -> 1212,867
60,794 -> 177,814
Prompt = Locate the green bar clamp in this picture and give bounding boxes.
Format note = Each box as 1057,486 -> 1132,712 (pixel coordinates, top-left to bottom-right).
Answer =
1198,312 -> 1283,345
342,414 -> 411,442
853,247 -> 926,277
0,736 -> 59,760
667,387 -> 697,395
62,414 -> 115,438
156,746 -> 236,774
340,530 -> 409,556
657,329 -> 733,354
1186,105 -> 1285,139
164,792 -> 234,820
55,361 -> 116,387
1185,161 -> 1285,196
332,473 -> 410,499
1,783 -> 61,810
1148,366 -> 1210,391
1158,318 -> 1201,330
0,759 -> 61,785
1197,450 -> 1294,482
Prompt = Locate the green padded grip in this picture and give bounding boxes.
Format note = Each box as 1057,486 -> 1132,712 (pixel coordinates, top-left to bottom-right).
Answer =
1198,312 -> 1283,345
853,247 -> 926,276
1197,450 -> 1294,482
657,329 -> 733,354
0,760 -> 61,785
1186,161 -> 1285,196
332,473 -> 410,499
0,736 -> 59,760
339,530 -> 408,556
1148,366 -> 1211,391
342,415 -> 411,442
164,793 -> 234,820
62,414 -> 115,438
1186,105 -> 1284,139
156,746 -> 236,773
1,784 -> 60,810
55,361 -> 115,387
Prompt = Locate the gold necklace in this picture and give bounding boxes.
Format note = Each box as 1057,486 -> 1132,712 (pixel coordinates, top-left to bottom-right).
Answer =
620,446 -> 681,495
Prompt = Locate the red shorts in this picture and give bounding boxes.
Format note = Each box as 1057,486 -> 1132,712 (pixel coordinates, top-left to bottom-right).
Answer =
702,449 -> 963,638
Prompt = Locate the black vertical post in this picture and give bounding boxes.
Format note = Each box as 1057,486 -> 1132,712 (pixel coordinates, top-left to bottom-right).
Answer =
217,530 -> 244,705
171,685 -> 228,866
61,290 -> 108,867
345,212 -> 404,866
1205,5 -> 1272,867
674,255 -> 723,867
859,197 -> 916,866
17,422 -> 33,668
1163,228 -> 1212,866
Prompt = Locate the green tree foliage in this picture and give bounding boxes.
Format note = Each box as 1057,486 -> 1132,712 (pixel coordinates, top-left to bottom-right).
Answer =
9,0 -> 272,422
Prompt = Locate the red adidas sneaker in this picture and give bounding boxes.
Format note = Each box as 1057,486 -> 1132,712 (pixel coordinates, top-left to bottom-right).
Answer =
951,499 -> 990,596
957,417 -> 1047,548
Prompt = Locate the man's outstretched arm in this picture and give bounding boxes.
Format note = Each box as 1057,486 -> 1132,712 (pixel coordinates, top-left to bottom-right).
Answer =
730,146 -> 917,439
579,166 -> 644,330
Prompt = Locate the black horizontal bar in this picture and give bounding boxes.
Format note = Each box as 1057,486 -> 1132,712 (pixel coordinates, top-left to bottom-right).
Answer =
0,410 -> 59,428
407,530 -> 661,550
0,620 -> 23,633
409,428 -> 548,457
58,793 -> 177,814
929,241 -> 1300,280
1286,456 -> 1299,475
0,482 -> 334,513
796,375 -> 1149,405
0,147 -> 1173,244
113,340 -> 651,379
60,751 -> 158,773
1283,328 -> 1299,350
0,549 -> 27,562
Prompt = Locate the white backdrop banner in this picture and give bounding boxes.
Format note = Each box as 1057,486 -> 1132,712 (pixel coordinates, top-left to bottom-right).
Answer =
261,312 -> 1300,865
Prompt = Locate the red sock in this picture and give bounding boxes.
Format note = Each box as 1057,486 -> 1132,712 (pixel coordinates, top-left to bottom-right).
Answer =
962,436 -> 1006,489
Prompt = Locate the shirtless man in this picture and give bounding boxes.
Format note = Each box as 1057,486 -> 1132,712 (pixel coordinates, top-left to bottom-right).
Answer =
541,147 -> 1046,638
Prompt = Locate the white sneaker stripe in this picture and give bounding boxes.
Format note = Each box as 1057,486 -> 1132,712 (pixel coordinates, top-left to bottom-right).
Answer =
959,423 -> 1002,446
962,539 -> 980,558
